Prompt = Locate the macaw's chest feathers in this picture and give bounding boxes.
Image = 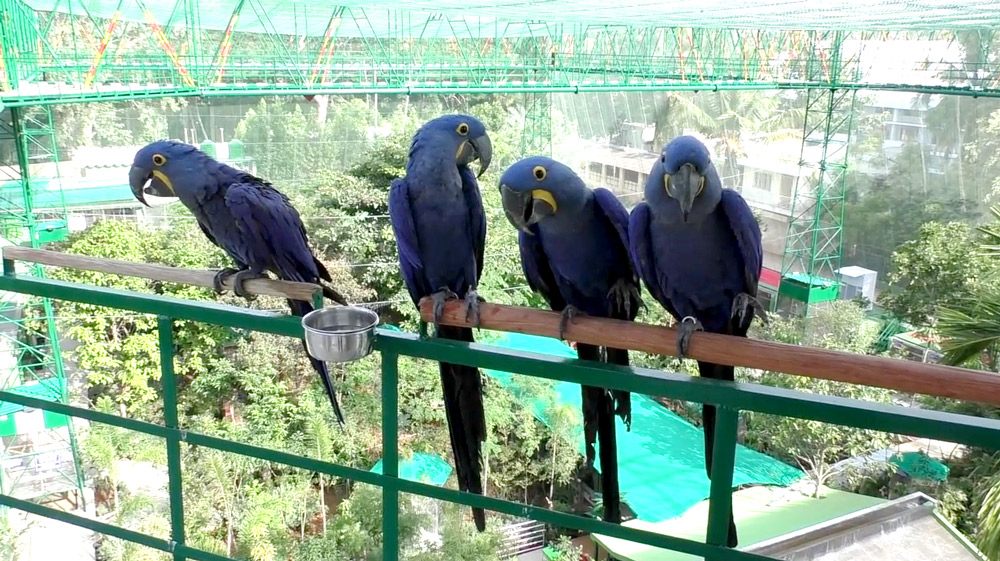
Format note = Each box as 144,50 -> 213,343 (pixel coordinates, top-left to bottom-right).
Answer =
535,211 -> 632,315
654,210 -> 748,327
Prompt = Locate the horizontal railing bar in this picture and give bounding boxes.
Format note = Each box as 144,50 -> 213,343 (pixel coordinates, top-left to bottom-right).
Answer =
0,273 -> 996,449
3,246 -> 321,301
0,389 -> 171,438
377,333 -> 1000,449
419,299 -> 1000,407
182,432 -> 385,487
392,477 -> 773,561
0,493 -> 235,561
0,274 -> 303,338
5,332 -> 991,465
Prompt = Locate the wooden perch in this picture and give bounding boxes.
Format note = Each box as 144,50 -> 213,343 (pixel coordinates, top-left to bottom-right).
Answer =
419,298 -> 1000,407
3,246 -> 322,302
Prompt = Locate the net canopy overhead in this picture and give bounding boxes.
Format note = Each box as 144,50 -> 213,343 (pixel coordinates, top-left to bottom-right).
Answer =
24,0 -> 1000,36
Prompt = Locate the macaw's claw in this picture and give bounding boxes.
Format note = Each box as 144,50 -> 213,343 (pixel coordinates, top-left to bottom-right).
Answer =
464,289 -> 484,327
429,287 -> 459,325
231,270 -> 266,300
559,305 -> 582,341
212,267 -> 240,295
731,292 -> 768,327
677,316 -> 704,358
607,279 -> 642,317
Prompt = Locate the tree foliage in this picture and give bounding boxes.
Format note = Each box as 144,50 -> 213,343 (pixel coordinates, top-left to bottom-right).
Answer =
746,302 -> 893,496
880,221 -> 999,326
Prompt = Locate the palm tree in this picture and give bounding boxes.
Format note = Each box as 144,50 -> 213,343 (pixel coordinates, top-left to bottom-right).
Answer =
938,205 -> 1000,367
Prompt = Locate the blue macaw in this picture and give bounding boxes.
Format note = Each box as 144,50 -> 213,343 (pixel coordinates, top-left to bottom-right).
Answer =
128,140 -> 349,424
499,156 -> 640,524
628,135 -> 764,547
388,114 -> 492,531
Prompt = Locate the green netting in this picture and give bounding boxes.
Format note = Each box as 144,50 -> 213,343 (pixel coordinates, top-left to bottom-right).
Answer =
24,0 -> 1000,34
370,452 -> 453,486
483,332 -> 803,523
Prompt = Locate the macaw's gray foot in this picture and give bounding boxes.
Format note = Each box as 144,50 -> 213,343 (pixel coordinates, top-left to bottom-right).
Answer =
558,305 -> 582,341
212,267 -> 240,295
731,292 -> 768,327
231,270 -> 266,300
607,278 -> 642,317
464,289 -> 485,327
429,287 -> 459,325
677,315 -> 704,358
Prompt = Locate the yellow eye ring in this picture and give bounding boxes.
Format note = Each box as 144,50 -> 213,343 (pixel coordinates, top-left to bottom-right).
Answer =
152,153 -> 167,166
456,123 -> 469,135
532,166 -> 547,181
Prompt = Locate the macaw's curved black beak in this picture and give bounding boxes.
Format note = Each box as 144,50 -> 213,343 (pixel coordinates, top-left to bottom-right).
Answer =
129,165 -> 152,207
500,184 -> 554,234
130,165 -> 175,207
469,133 -> 492,178
668,162 -> 704,222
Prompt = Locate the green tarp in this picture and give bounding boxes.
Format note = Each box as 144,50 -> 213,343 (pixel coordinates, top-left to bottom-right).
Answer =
370,452 -> 453,486
483,332 -> 803,522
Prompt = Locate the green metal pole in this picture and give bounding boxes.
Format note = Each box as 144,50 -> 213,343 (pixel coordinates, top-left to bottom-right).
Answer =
381,352 -> 399,561
705,406 -> 739,558
159,316 -> 187,561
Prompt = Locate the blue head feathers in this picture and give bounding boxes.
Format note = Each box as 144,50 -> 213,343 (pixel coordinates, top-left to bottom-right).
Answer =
129,139 -> 214,206
644,135 -> 723,223
499,155 -> 588,233
409,114 -> 493,178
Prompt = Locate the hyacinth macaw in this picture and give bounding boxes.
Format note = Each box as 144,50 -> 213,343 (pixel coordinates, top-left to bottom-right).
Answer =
128,140 -> 349,424
628,135 -> 764,547
499,156 -> 640,523
388,114 -> 492,531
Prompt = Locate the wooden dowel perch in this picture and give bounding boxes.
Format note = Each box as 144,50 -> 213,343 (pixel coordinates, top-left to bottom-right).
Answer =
419,298 -> 1000,408
3,246 -> 321,302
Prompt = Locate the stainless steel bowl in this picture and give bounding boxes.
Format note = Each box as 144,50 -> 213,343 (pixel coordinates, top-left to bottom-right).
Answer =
301,306 -> 379,363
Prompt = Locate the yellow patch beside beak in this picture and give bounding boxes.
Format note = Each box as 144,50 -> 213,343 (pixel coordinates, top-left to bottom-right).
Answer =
531,189 -> 558,213
151,170 -> 175,195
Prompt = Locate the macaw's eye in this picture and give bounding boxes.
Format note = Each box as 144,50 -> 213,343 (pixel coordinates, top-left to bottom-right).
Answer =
456,123 -> 469,135
152,154 -> 167,166
533,166 -> 547,181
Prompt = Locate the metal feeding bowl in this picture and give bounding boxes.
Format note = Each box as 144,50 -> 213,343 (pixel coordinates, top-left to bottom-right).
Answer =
301,306 -> 379,363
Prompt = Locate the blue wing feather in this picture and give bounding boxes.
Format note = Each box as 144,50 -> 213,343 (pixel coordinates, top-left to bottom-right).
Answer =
719,189 -> 763,294
223,183 -> 319,282
628,203 -> 675,317
388,177 -> 428,305
592,188 -> 631,257
518,229 -> 567,311
459,167 -> 487,282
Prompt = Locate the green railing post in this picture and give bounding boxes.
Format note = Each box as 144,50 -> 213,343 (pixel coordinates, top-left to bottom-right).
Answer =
159,316 -> 186,561
381,352 -> 400,561
705,406 -> 739,559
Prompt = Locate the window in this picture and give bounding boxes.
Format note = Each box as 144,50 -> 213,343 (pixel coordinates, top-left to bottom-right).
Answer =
754,171 -> 773,192
780,175 -> 795,199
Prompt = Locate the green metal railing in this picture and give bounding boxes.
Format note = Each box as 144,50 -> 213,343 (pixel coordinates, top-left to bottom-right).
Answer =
0,269 -> 999,561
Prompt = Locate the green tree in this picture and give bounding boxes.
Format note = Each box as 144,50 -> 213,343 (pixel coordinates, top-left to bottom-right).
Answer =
880,221 -> 998,326
48,220 -> 231,418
